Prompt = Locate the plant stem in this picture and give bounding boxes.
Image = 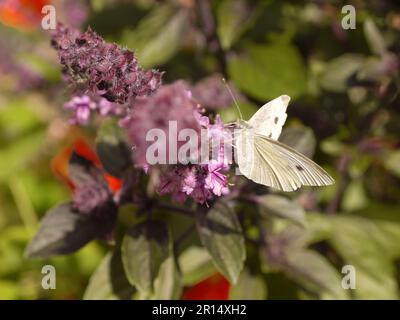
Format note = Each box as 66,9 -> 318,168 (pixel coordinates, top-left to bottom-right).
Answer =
9,176 -> 38,232
196,0 -> 227,76
157,202 -> 195,217
326,154 -> 351,214
173,224 -> 196,252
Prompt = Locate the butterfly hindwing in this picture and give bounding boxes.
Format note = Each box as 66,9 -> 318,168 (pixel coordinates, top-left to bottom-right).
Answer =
247,134 -> 334,191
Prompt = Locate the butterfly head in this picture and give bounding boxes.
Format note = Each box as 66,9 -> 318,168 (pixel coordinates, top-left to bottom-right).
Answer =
236,119 -> 251,129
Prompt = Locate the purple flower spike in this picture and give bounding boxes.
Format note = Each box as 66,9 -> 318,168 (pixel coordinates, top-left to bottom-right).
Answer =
51,24 -> 162,104
121,81 -> 202,167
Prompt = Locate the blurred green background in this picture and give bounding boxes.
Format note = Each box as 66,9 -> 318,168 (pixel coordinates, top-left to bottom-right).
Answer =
1,0 -> 400,299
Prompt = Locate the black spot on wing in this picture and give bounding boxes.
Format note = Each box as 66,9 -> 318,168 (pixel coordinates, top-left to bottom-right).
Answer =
296,165 -> 304,171
274,117 -> 279,124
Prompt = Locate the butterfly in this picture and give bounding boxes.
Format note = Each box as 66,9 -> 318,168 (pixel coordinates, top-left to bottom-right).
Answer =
234,95 -> 334,192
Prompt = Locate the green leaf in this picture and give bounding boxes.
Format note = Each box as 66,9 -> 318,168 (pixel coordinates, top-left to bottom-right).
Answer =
196,203 -> 245,284
230,269 -> 267,300
228,43 -> 307,100
217,0 -> 254,50
96,120 -> 131,178
257,194 -> 306,226
121,220 -> 171,294
91,0 -> 107,11
25,203 -> 103,258
151,256 -> 182,300
219,101 -> 258,123
321,138 -> 349,156
84,251 -> 135,300
279,126 -> 316,158
308,213 -> 400,299
384,150 -> 400,178
263,224 -> 347,299
121,4 -> 187,68
0,226 -> 33,277
0,280 -> 19,299
0,129 -> 46,182
0,100 -> 43,139
319,54 -> 365,92
364,19 -> 387,56
284,249 -> 348,299
342,179 -> 368,212
16,53 -> 60,83
178,246 -> 216,286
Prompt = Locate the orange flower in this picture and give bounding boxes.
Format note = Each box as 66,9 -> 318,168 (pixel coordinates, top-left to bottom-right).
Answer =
182,273 -> 230,300
51,136 -> 122,193
0,0 -> 50,31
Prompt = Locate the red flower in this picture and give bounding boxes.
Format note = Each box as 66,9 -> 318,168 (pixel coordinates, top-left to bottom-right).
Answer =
0,0 -> 50,31
51,136 -> 122,193
182,273 -> 230,300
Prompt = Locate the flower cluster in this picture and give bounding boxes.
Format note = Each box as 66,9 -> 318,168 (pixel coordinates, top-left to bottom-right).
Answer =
158,116 -> 230,204
54,26 -> 232,205
64,95 -> 123,125
157,160 -> 230,204
121,81 -> 231,204
51,24 -> 162,104
121,81 -> 203,167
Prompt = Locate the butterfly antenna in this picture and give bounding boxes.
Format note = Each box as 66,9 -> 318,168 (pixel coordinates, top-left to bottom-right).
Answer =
222,78 -> 243,120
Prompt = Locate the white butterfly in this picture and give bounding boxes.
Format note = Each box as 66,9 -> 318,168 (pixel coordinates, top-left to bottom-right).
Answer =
234,95 -> 334,192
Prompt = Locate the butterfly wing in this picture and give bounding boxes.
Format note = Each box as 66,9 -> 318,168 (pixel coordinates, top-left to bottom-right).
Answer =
236,131 -> 334,192
248,95 -> 290,140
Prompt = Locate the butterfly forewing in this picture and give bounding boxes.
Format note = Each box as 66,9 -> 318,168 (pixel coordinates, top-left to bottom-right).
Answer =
248,95 -> 290,140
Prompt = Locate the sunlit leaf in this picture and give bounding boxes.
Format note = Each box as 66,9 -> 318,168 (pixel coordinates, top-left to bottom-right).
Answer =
0,129 -> 46,182
342,179 -> 368,212
284,249 -> 348,299
319,54 -> 365,92
0,280 -> 19,299
219,101 -> 258,123
258,194 -> 306,226
384,150 -> 400,178
230,269 -> 267,300
228,43 -> 307,100
121,4 -> 187,68
0,101 -> 42,139
308,213 -> 400,299
364,19 -> 387,56
263,224 -> 347,299
178,246 -> 216,286
217,0 -> 255,50
151,256 -> 182,300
